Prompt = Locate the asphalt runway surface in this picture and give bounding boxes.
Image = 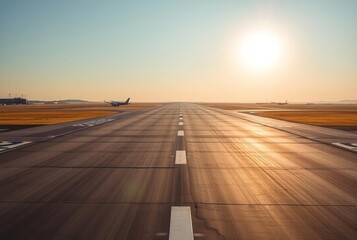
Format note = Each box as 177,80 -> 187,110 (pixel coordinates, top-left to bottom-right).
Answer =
0,103 -> 356,239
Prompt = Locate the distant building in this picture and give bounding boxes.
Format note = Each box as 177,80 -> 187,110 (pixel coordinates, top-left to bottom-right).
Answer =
0,98 -> 28,105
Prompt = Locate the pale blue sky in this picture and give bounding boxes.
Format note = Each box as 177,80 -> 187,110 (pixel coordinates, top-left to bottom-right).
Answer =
0,0 -> 356,102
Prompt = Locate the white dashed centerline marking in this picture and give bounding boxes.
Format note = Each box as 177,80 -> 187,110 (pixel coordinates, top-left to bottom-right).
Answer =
175,150 -> 187,164
178,122 -> 183,126
169,206 -> 194,240
177,130 -> 184,136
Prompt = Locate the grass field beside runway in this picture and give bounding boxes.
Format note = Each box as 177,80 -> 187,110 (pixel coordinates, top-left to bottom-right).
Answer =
253,111 -> 357,126
201,103 -> 357,111
202,103 -> 357,127
0,103 -> 160,125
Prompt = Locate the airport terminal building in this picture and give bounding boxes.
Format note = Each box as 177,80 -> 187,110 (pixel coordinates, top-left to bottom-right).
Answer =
0,98 -> 28,105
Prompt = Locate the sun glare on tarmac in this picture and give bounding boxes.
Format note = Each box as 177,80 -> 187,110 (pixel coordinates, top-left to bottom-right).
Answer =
239,28 -> 284,72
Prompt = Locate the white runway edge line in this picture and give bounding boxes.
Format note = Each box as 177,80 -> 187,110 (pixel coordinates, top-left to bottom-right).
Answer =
177,130 -> 184,136
73,118 -> 114,127
175,150 -> 187,164
332,143 -> 357,152
0,141 -> 32,152
178,122 -> 184,126
169,206 -> 194,240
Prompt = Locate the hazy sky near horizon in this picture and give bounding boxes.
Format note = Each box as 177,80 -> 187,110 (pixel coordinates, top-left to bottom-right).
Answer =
1,0 -> 356,102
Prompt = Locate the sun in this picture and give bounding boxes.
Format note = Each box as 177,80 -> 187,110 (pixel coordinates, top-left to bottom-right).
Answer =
239,29 -> 284,72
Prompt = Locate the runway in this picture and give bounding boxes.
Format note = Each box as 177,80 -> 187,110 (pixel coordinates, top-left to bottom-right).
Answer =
0,103 -> 355,239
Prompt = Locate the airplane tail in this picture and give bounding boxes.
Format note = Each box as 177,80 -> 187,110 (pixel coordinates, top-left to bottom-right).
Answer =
125,98 -> 130,104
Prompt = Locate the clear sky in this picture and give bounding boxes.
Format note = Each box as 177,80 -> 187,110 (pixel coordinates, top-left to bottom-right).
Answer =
0,0 -> 356,102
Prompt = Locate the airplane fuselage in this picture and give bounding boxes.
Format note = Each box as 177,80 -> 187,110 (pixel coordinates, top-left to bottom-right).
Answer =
105,98 -> 130,107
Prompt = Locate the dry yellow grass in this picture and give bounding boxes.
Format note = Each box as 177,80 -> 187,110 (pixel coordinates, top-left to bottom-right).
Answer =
200,103 -> 357,111
0,111 -> 115,125
0,103 -> 160,125
253,111 -> 357,126
200,103 -> 357,126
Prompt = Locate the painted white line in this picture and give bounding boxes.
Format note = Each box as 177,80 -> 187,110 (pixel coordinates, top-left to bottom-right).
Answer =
332,143 -> 357,152
175,150 -> 187,164
0,141 -> 32,152
179,117 -> 183,121
73,118 -> 114,127
169,206 -> 194,240
177,130 -> 184,136
178,122 -> 184,126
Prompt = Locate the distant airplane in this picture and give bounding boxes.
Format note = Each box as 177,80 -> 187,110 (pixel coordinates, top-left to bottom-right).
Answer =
271,100 -> 288,105
105,98 -> 130,107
